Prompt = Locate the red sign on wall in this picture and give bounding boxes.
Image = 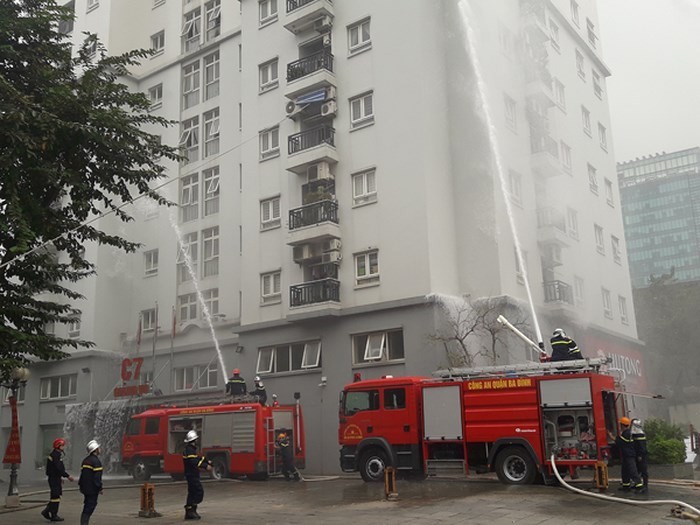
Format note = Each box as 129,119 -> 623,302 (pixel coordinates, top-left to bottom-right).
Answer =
2,396 -> 22,464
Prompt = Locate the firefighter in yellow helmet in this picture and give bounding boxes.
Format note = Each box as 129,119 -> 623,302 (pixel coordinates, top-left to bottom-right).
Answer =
276,432 -> 300,481
608,417 -> 643,492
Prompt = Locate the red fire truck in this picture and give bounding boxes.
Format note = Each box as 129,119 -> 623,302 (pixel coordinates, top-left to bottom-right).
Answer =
122,400 -> 304,481
339,358 -> 625,485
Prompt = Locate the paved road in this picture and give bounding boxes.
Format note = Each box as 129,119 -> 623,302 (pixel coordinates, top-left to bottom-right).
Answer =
2,475 -> 699,524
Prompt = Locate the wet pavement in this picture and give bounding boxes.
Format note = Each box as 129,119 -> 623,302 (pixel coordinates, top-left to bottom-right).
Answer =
2,474 -> 699,524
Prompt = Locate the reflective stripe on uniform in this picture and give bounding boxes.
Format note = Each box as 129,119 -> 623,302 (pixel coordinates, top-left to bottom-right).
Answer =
82,464 -> 103,471
197,457 -> 206,467
50,498 -> 61,502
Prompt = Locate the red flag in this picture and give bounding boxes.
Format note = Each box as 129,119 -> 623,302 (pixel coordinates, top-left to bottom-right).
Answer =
136,313 -> 142,346
171,305 -> 177,339
2,395 -> 21,464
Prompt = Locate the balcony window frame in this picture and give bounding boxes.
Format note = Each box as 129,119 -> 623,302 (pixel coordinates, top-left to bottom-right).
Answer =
587,163 -> 598,194
592,69 -> 603,99
350,91 -> 374,129
150,30 -> 165,55
598,122 -> 608,151
182,60 -> 201,109
258,0 -> 278,27
504,94 -> 517,131
202,288 -> 219,318
203,108 -> 220,158
203,166 -> 220,216
261,271 -> 282,304
581,105 -> 591,136
566,207 -> 579,240
148,83 -> 163,109
611,235 -> 622,264
181,8 -> 202,53
40,374 -> 77,400
202,226 -> 219,278
355,250 -> 379,287
575,49 -> 585,80
203,51 -> 220,100
177,232 -> 198,283
352,169 -> 377,206
259,58 -> 279,93
570,0 -> 580,27
560,141 -> 572,173
141,308 -> 157,332
179,116 -> 199,164
205,0 -> 221,42
180,173 -> 199,223
259,126 -> 280,160
67,316 -> 81,338
348,18 -> 371,55
594,224 -> 605,254
352,329 -> 404,365
618,295 -> 629,325
256,341 -> 322,374
604,178 -> 614,206
178,292 -> 198,322
602,288 -> 613,319
144,249 -> 159,276
260,196 -> 281,230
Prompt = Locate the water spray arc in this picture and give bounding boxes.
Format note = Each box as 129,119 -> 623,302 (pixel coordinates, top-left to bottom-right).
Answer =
457,0 -> 544,349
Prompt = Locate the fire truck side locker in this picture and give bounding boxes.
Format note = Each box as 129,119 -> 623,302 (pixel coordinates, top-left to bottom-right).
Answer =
422,384 -> 467,476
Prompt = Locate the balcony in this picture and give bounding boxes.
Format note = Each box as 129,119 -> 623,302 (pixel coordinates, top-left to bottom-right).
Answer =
287,125 -> 339,174
525,69 -> 555,108
536,207 -> 570,247
284,0 -> 334,35
520,0 -> 549,43
543,280 -> 573,305
287,200 -> 340,246
285,51 -> 336,100
530,133 -> 561,179
290,278 -> 340,307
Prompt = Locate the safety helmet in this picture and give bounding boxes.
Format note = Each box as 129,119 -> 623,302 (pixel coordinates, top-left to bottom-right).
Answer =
552,328 -> 565,337
86,440 -> 100,454
619,417 -> 631,426
233,368 -> 240,375
272,393 -> 278,398
255,376 -> 261,382
53,438 -> 66,449
184,430 -> 199,443
277,432 -> 286,440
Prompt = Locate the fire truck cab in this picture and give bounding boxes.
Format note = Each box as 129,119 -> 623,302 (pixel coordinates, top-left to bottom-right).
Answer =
122,401 -> 304,481
339,358 -> 623,484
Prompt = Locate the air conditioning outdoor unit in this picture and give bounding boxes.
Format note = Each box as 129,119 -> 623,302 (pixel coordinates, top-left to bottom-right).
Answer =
314,15 -> 333,32
307,162 -> 333,182
322,34 -> 331,47
285,100 -> 302,120
322,238 -> 342,252
293,244 -> 314,263
321,101 -> 337,117
321,251 -> 342,264
325,86 -> 336,100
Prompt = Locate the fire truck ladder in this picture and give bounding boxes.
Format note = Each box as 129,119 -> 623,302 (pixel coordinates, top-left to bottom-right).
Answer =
432,357 -> 611,380
265,417 -> 278,476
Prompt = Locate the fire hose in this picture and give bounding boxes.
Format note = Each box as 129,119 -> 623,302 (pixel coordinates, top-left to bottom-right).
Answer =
550,455 -> 700,516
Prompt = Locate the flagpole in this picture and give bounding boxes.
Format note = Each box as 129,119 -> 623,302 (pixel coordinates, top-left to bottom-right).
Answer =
136,312 -> 142,356
169,305 -> 176,394
152,301 -> 158,383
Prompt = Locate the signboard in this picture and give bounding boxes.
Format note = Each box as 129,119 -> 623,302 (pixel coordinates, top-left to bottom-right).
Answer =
582,334 -> 647,393
2,395 -> 21,464
114,384 -> 151,398
114,357 -> 150,397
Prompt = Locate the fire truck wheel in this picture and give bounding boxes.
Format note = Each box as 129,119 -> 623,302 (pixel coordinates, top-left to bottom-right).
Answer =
495,446 -> 537,485
132,458 -> 151,482
210,457 -> 228,480
359,449 -> 389,482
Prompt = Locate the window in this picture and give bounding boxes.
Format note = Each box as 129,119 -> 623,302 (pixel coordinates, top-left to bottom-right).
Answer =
261,271 -> 281,304
144,249 -> 159,276
203,108 -> 220,157
203,51 -> 220,100
259,59 -> 278,92
570,0 -> 580,26
260,197 -> 281,230
352,329 -> 404,365
581,106 -> 591,136
587,163 -> 598,194
180,174 -> 199,222
68,316 -> 81,338
352,169 -> 377,205
504,94 -> 517,131
202,288 -> 219,317
256,341 -> 322,374
611,235 -> 621,264
575,50 -> 585,80
179,116 -> 199,163
554,79 -> 566,110
259,126 -> 279,159
205,0 -> 221,41
148,84 -> 163,109
182,61 -> 200,109
604,178 -> 614,206
145,418 -> 160,435
151,30 -> 165,54
548,19 -> 560,51
177,232 -> 198,282
4,385 -> 26,403
178,293 -> 198,322
141,308 -> 157,331
86,39 -> 97,59
598,122 -> 607,150
203,166 -> 220,216
574,276 -> 585,306
202,226 -> 219,277
126,419 -> 140,435
566,207 -> 579,239
350,92 -> 374,128
384,388 -> 406,410
560,141 -> 572,173
58,1 -> 75,34
586,18 -> 597,49
40,374 -> 77,400
618,296 -> 629,324
343,390 -> 379,415
199,363 -> 218,388
259,0 -> 277,25
355,250 -> 379,286
348,18 -> 371,54
594,224 -> 605,254
182,8 -> 202,52
592,70 -> 603,99
508,170 -> 522,205
602,288 -> 612,319
87,0 -> 99,11
174,366 -> 197,391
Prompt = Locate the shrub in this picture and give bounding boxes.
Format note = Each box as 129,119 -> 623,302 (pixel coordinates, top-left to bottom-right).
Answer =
643,418 -> 686,464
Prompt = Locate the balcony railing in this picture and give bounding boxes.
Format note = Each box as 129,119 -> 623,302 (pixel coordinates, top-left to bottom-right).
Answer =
290,278 -> 340,307
287,50 -> 334,82
289,199 -> 338,230
288,125 -> 335,155
536,207 -> 566,232
287,0 -> 317,13
543,280 -> 573,304
530,133 -> 559,158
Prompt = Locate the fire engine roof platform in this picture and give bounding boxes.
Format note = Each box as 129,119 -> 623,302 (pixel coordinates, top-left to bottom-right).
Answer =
433,357 -> 612,380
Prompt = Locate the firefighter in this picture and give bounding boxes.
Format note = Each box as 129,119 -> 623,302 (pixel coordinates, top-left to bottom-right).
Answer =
78,440 -> 103,525
42,438 -> 74,522
550,328 -> 582,361
253,376 -> 267,405
276,432 -> 300,481
608,417 -> 643,492
632,418 -> 649,492
271,393 -> 279,407
225,368 -> 247,396
183,429 -> 213,520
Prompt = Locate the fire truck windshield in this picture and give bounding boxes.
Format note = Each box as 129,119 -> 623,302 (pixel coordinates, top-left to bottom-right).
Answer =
343,389 -> 379,416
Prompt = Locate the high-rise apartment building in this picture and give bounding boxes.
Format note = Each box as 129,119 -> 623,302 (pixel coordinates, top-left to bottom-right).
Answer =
1,0 -> 644,476
618,147 -> 700,288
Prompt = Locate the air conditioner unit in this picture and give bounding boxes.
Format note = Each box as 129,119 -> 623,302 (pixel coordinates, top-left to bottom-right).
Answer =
321,101 -> 337,117
325,86 -> 336,101
293,244 -> 313,263
322,34 -> 331,47
322,238 -> 342,252
307,162 -> 333,182
314,15 -> 333,32
321,251 -> 342,264
285,100 -> 302,120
